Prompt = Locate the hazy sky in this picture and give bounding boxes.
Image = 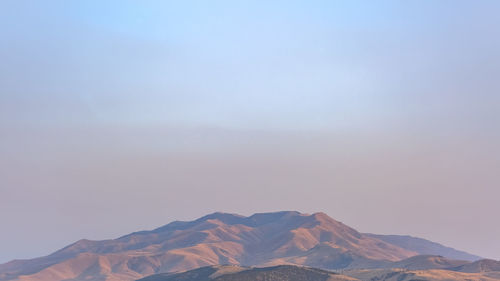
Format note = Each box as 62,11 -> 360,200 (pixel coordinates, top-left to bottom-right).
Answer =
1,0 -> 499,263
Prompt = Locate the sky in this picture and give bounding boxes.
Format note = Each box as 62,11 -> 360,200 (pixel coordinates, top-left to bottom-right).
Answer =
0,0 -> 499,263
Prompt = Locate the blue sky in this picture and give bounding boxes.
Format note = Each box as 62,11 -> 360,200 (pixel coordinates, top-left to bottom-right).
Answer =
3,0 -> 498,130
1,0 -> 499,262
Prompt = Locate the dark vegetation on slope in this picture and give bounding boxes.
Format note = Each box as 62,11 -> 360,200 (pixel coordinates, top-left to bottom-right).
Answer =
138,265 -> 339,281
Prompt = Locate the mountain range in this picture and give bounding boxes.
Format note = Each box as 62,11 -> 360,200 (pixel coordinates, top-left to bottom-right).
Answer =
0,211 -> 495,281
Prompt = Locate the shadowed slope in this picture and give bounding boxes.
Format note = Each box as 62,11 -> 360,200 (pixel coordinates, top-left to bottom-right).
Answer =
139,264 -> 500,281
137,265 -> 356,281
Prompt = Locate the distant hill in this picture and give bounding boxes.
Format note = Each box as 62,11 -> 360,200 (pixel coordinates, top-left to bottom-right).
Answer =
139,264 -> 500,281
387,255 -> 469,270
365,233 -> 482,261
0,211 -> 487,281
138,265 -> 356,281
451,259 -> 500,273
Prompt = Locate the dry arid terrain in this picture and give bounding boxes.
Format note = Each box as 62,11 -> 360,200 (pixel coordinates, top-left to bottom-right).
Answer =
344,268 -> 500,281
0,211 -> 498,281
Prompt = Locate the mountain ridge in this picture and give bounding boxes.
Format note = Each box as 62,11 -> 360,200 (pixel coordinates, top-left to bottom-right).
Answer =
0,211 -> 485,281
364,233 -> 481,261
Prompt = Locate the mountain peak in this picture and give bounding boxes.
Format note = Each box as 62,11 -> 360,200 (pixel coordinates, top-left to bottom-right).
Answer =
155,211 -> 335,231
197,212 -> 246,223
311,211 -> 337,222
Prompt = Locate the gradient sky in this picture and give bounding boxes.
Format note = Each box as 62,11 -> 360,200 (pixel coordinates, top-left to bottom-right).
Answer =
1,0 -> 499,263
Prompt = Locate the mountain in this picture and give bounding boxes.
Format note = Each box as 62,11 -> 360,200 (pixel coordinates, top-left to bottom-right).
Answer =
365,234 -> 481,261
451,259 -> 500,273
0,211 -> 484,281
137,265 -> 356,281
